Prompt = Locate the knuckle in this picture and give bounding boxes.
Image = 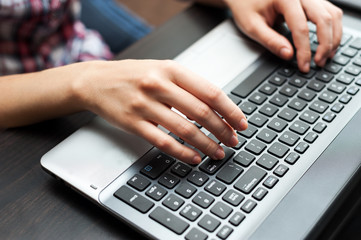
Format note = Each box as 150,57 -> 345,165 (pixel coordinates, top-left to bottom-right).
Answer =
129,95 -> 147,111
321,12 -> 333,25
243,21 -> 258,36
207,84 -> 223,102
138,74 -> 163,92
160,59 -> 178,72
155,135 -> 173,151
195,103 -> 212,121
178,122 -> 196,139
297,24 -> 309,36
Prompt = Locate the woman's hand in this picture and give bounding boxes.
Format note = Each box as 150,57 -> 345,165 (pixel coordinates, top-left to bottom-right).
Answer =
224,0 -> 343,72
76,60 -> 248,164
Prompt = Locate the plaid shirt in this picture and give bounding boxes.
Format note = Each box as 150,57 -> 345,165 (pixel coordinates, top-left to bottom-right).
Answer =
0,0 -> 113,75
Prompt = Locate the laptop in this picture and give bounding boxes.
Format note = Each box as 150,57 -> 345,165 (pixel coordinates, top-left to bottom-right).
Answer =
41,7 -> 361,240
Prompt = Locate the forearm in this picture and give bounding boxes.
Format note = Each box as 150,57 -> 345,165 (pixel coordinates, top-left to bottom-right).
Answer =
0,63 -> 88,128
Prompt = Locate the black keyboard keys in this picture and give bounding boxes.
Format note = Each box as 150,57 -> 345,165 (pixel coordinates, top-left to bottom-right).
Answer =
234,166 -> 267,194
216,162 -> 244,184
199,147 -> 235,175
149,206 -> 189,234
114,185 -> 154,213
141,153 -> 175,179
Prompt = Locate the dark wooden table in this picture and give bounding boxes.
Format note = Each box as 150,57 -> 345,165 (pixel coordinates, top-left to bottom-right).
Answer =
1,4 -> 361,240
0,5 -> 227,240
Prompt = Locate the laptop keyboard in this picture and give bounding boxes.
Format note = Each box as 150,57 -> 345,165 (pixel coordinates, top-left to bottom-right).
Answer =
112,27 -> 361,240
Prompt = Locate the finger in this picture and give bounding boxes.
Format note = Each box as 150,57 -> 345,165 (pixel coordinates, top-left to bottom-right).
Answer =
275,0 -> 311,72
237,14 -> 295,61
301,0 -> 334,67
154,79 -> 239,148
143,100 -> 228,160
323,1 -> 343,58
166,62 -> 248,131
134,120 -> 203,164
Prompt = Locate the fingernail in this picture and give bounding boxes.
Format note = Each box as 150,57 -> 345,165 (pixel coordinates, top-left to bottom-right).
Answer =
240,118 -> 248,130
280,47 -> 292,59
213,146 -> 225,160
303,62 -> 310,72
229,134 -> 238,147
192,155 -> 202,165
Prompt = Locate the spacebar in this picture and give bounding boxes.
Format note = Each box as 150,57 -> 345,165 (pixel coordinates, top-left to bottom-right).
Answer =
231,59 -> 278,98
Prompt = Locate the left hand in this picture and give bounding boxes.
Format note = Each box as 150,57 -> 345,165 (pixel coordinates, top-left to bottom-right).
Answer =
224,0 -> 343,72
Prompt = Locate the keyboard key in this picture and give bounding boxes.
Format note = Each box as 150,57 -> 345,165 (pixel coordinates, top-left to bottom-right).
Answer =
274,164 -> 289,177
185,228 -> 208,240
304,132 -> 318,144
298,89 -> 317,102
239,101 -> 257,115
257,153 -> 279,170
223,189 -> 245,206
331,103 -> 344,113
300,110 -> 320,124
289,76 -> 307,88
252,187 -> 268,201
316,71 -> 334,82
188,171 -> 209,187
324,62 -> 342,74
339,94 -> 352,104
259,103 -> 278,117
241,199 -> 257,213
159,173 -> 180,189
149,206 -> 189,234
295,142 -> 309,154
238,124 -> 258,138
233,151 -> 255,167
345,65 -> 361,76
319,90 -> 338,103
249,92 -> 267,105
270,94 -> 288,107
290,120 -> 310,135
231,60 -> 278,98
249,113 -> 268,127
267,118 -> 288,132
127,174 -> 151,191
279,131 -> 300,146
175,182 -> 197,199
181,204 -> 203,222
307,80 -> 325,92
256,128 -> 277,144
278,66 -> 295,77
205,179 -> 227,196
162,193 -> 185,211
216,162 -> 244,184
323,112 -> 337,122
333,55 -> 350,66
337,73 -> 354,85
259,83 -> 277,95
245,139 -> 267,155
349,37 -> 361,50
211,202 -> 233,219
114,185 -> 154,213
310,100 -> 328,113
347,86 -> 359,95
193,192 -> 215,209
235,166 -> 267,194
171,162 -> 192,177
268,142 -> 290,158
278,108 -> 298,122
141,153 -> 175,179
280,85 -> 298,97
288,98 -> 307,111
199,147 -> 235,175
146,184 -> 168,201
229,212 -> 245,226
341,47 -> 358,58
198,214 -> 221,232
217,225 -> 234,240
269,74 -> 287,86
313,122 -> 327,133
285,152 -> 300,165
263,175 -> 279,189
328,82 -> 346,94
233,135 -> 247,150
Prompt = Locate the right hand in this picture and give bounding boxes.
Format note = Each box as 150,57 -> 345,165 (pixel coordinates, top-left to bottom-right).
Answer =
75,60 -> 248,164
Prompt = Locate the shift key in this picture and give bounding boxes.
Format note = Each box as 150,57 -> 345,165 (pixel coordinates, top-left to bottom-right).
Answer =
234,166 -> 267,194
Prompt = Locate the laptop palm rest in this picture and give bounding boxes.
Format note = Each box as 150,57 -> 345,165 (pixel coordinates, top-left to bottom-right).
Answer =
250,108 -> 361,239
